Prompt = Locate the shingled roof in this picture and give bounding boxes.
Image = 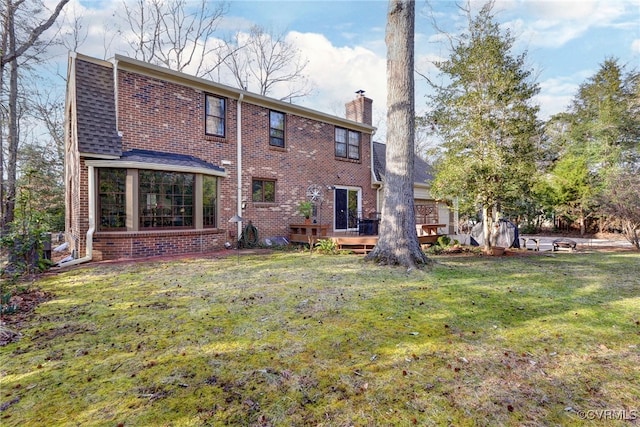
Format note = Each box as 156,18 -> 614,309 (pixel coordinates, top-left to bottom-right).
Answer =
120,149 -> 225,174
75,58 -> 122,157
372,141 -> 434,185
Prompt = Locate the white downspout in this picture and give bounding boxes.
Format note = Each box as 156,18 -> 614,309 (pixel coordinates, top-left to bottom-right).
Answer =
369,133 -> 383,213
60,56 -> 123,268
59,165 -> 95,267
60,55 -> 125,268
236,93 -> 244,237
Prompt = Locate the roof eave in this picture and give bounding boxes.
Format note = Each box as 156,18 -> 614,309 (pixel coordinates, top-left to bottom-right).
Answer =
85,159 -> 227,177
79,152 -> 121,160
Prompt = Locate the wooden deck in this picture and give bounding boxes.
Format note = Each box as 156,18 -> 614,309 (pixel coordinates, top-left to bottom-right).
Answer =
288,223 -> 446,255
330,233 -> 442,254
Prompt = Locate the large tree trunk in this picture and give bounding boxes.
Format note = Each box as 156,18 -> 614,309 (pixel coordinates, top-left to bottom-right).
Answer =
366,0 -> 428,268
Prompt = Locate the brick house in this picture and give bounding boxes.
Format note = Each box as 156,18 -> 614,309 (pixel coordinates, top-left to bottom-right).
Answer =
63,52 -> 377,262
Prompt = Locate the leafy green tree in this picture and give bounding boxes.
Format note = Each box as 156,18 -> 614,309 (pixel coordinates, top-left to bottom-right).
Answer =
568,59 -> 639,169
15,143 -> 64,231
542,58 -> 639,234
1,169 -> 54,276
425,1 -> 541,251
538,154 -> 597,234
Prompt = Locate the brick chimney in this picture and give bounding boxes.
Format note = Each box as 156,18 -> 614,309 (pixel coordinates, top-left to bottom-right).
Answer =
345,90 -> 373,126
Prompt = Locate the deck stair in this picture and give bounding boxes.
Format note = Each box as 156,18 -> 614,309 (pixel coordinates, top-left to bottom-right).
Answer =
331,236 -> 378,254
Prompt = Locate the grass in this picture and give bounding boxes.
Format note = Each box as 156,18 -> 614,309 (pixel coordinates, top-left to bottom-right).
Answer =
1,250 -> 639,426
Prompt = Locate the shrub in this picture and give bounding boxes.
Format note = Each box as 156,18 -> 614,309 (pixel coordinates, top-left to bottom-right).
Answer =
1,171 -> 55,277
426,244 -> 445,255
437,235 -> 451,247
315,239 -> 338,255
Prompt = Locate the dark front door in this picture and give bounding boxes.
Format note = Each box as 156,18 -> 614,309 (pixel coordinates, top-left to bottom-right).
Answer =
335,189 -> 348,230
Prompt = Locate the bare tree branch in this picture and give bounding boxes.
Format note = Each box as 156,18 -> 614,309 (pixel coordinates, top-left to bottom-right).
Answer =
222,25 -> 312,101
119,0 -> 229,77
59,5 -> 87,53
1,0 -> 70,228
0,0 -> 70,67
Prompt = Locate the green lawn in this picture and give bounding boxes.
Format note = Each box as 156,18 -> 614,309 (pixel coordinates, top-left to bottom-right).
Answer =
1,251 -> 639,426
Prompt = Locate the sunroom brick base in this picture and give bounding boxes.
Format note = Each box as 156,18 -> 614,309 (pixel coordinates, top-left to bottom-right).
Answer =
92,229 -> 226,261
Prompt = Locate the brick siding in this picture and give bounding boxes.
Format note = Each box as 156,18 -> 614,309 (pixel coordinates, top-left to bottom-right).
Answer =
92,228 -> 225,260
72,63 -> 374,260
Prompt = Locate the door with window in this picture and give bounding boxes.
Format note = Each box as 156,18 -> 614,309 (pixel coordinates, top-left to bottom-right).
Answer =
334,187 -> 360,231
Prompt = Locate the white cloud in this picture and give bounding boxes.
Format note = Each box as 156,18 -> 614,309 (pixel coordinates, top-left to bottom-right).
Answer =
288,31 -> 387,119
40,0 -> 638,134
535,73 -> 590,119
535,93 -> 574,119
509,0 -> 631,48
524,0 -> 599,20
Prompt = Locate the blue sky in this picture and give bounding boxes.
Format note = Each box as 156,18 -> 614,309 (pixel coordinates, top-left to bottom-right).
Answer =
223,0 -> 639,119
60,0 -> 639,132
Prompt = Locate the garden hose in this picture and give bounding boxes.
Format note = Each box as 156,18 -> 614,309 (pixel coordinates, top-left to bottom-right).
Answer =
239,221 -> 259,248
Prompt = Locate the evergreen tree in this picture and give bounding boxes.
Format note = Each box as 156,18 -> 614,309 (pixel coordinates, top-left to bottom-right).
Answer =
572,59 -> 638,167
541,58 -> 639,234
426,1 -> 541,251
536,154 -> 597,234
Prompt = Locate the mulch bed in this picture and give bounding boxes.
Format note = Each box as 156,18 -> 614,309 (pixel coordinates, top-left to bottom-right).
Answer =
1,289 -> 53,345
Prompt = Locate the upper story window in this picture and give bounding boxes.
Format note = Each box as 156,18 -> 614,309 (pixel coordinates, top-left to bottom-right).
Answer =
98,168 -> 126,231
205,94 -> 225,137
269,110 -> 285,147
252,179 -> 276,203
335,127 -> 361,160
